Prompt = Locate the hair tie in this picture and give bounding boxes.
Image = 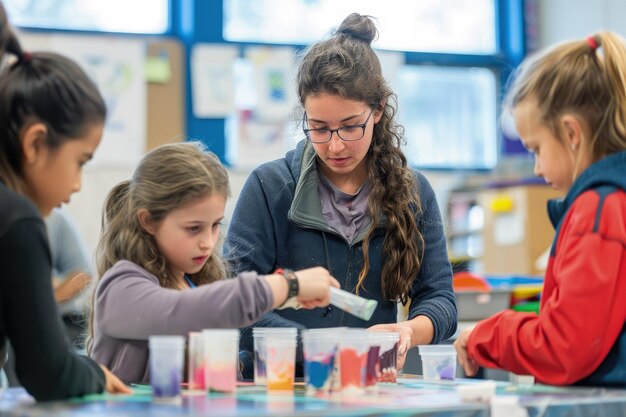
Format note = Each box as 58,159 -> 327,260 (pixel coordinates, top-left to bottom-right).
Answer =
586,36 -> 598,51
20,52 -> 32,64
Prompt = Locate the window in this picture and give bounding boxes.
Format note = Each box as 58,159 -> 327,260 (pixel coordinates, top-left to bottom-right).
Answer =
222,0 -> 512,170
396,66 -> 498,169
224,0 -> 496,54
5,0 -> 169,34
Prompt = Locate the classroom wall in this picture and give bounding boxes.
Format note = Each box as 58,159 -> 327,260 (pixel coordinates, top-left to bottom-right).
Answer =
537,0 -> 626,48
40,0 -> 626,266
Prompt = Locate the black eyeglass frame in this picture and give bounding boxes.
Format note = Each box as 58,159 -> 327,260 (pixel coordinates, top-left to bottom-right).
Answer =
302,109 -> 375,144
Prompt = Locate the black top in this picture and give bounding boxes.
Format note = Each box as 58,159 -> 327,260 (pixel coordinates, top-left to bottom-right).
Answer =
0,182 -> 104,401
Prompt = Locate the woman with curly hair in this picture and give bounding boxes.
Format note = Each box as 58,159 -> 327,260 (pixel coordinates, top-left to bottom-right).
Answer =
225,13 -> 457,376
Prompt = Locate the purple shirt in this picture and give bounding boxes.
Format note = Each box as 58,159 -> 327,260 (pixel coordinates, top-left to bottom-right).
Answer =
91,260 -> 273,383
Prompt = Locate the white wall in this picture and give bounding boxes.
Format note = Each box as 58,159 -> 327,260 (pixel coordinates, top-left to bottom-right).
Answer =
537,0 -> 626,48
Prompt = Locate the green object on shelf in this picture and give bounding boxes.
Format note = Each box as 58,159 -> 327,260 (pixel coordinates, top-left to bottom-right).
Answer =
512,301 -> 540,314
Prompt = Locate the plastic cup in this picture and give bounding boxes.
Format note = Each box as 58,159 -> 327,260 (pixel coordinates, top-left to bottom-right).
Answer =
149,335 -> 185,403
365,333 -> 381,390
372,332 -> 400,383
338,329 -> 369,395
188,332 -> 205,390
252,327 -> 298,385
302,329 -> 339,396
265,335 -> 297,393
306,327 -> 347,393
203,329 -> 239,393
418,344 -> 457,381
329,287 -> 378,321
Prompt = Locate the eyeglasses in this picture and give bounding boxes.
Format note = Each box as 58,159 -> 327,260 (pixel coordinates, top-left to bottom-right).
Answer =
302,109 -> 374,144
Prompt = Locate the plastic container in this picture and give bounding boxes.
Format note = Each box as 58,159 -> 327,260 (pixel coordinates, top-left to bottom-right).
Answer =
418,344 -> 457,381
338,329 -> 369,395
202,329 -> 239,393
188,332 -> 205,390
265,336 -> 297,393
252,327 -> 298,385
455,287 -> 512,320
302,329 -> 338,396
148,335 -> 185,403
370,331 -> 400,383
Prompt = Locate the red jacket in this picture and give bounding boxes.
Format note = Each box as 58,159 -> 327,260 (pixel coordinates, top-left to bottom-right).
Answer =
467,153 -> 626,385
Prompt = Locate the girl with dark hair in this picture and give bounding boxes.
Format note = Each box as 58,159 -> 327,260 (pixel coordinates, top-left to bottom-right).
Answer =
0,1 -> 129,400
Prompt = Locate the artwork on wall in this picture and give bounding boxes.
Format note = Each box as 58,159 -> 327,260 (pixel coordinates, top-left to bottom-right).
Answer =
21,32 -> 147,169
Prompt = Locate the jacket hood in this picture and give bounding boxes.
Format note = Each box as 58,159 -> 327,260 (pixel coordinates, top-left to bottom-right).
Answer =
548,150 -> 626,227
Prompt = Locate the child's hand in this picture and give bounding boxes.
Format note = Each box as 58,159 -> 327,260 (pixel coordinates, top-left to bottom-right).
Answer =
294,267 -> 340,309
99,365 -> 132,394
454,327 -> 480,376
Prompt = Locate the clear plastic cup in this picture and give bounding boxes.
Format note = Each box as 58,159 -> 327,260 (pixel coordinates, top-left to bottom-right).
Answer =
252,327 -> 298,385
365,333 -> 382,390
338,329 -> 369,395
265,336 -> 297,393
418,344 -> 457,381
329,287 -> 378,321
372,331 -> 400,383
306,327 -> 347,394
188,332 -> 205,390
203,329 -> 239,393
149,335 -> 185,403
302,329 -> 339,396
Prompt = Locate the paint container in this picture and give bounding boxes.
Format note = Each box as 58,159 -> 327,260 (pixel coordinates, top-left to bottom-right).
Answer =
202,329 -> 239,393
371,331 -> 400,384
338,329 -> 369,395
188,331 -> 205,390
265,335 -> 297,393
418,344 -> 457,381
302,329 -> 338,396
252,327 -> 298,385
149,335 -> 185,403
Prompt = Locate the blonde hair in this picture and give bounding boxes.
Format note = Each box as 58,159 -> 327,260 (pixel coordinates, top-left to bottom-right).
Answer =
505,31 -> 626,163
87,141 -> 230,352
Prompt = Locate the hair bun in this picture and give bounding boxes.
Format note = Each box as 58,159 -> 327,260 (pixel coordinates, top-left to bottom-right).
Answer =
335,13 -> 378,44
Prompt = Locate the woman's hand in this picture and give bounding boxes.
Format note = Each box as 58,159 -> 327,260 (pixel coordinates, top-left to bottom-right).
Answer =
368,322 -> 413,370
453,327 -> 480,376
99,365 -> 132,394
294,267 -> 340,309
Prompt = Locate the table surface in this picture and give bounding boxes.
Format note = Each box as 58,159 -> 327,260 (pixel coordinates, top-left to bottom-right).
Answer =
2,375 -> 626,417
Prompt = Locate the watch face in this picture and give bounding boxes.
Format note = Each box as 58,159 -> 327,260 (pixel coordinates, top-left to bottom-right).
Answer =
288,277 -> 299,297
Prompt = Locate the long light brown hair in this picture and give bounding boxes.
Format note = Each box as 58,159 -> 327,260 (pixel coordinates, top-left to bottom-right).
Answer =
505,31 -> 626,167
87,141 -> 230,352
297,13 -> 423,304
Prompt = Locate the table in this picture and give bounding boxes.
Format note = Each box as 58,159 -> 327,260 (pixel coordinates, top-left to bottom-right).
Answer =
2,376 -> 626,417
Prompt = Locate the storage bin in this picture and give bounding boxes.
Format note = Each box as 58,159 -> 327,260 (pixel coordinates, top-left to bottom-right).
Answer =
455,287 -> 512,320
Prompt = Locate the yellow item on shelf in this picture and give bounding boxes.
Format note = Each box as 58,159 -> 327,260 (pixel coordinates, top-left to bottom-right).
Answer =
490,195 -> 515,213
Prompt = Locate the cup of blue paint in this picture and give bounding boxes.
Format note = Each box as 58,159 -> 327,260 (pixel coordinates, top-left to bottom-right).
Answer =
302,329 -> 339,396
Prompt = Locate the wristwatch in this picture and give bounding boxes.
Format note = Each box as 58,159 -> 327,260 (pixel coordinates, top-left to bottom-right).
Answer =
274,268 -> 299,301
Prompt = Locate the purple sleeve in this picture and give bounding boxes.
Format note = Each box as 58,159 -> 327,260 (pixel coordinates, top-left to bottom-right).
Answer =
95,262 -> 274,339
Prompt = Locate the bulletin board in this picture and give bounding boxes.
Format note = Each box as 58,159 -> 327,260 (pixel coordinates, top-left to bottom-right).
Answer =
146,38 -> 185,150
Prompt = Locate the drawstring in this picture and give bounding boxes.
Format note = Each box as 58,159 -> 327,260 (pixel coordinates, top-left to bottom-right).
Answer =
322,232 -> 333,317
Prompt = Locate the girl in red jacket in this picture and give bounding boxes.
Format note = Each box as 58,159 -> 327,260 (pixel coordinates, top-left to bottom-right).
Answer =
454,31 -> 626,386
